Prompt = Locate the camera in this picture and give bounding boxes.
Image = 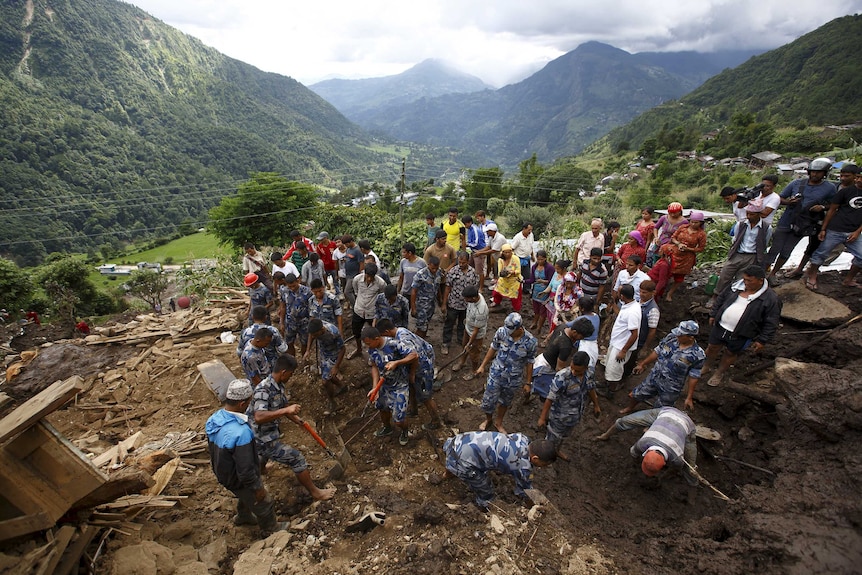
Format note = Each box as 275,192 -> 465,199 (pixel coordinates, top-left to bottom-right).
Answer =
734,183 -> 765,206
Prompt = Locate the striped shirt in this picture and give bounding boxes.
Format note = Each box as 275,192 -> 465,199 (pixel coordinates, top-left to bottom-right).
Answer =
632,407 -> 695,464
578,261 -> 607,297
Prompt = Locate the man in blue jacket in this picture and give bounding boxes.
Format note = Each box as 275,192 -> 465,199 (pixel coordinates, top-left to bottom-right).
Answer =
206,379 -> 286,534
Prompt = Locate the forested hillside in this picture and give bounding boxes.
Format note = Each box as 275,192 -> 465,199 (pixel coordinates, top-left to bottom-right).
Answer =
0,0 -> 387,265
601,14 -> 862,155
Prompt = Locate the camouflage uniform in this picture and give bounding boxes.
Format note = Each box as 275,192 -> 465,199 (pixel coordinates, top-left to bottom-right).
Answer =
240,341 -> 272,382
246,375 -> 307,473
309,293 -> 342,326
368,337 -> 414,423
411,267 -> 443,331
282,284 -> 312,344
374,293 -> 411,328
247,284 -> 273,326
443,431 -> 535,508
394,327 -> 435,403
545,367 -> 596,448
480,327 -> 537,414
236,324 -> 288,367
315,320 -> 345,381
630,334 -> 705,408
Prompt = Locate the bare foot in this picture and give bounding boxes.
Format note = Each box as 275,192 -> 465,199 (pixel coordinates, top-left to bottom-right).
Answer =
665,296 -> 673,303
618,406 -> 634,415
494,422 -> 507,434
842,281 -> 862,288
479,419 -> 490,431
312,487 -> 337,501
556,450 -> 570,462
595,433 -> 610,441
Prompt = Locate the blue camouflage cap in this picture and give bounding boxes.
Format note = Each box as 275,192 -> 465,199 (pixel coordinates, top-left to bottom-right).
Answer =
671,320 -> 699,337
504,312 -> 523,331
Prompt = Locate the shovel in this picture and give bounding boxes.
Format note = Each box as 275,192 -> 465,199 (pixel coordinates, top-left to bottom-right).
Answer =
295,418 -> 351,481
433,349 -> 468,386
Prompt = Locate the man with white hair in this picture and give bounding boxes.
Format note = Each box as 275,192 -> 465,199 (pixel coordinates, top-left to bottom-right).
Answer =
573,219 -> 605,266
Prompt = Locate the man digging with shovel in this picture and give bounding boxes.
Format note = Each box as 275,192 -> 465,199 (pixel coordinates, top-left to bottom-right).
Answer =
248,354 -> 336,502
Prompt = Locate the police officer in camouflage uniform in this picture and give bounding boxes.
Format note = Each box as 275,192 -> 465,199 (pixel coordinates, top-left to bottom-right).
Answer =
308,279 -> 342,334
247,354 -> 336,501
376,319 -> 443,431
441,431 -> 557,509
537,351 -> 601,460
374,284 -> 411,328
304,318 -> 347,415
241,329 -> 274,386
621,320 -> 705,414
410,256 -> 443,338
280,273 -> 312,357
362,326 -> 419,447
476,313 -> 537,434
237,306 -> 289,366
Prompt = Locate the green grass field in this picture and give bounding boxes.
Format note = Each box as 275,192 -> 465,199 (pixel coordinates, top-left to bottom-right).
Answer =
120,232 -> 229,264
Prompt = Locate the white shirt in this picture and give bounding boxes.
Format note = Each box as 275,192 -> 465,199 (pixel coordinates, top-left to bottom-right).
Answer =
575,232 -> 604,262
272,261 -> 300,279
738,219 -> 765,254
465,294 -> 490,339
487,232 -> 508,253
510,231 -> 534,259
610,300 -> 641,350
333,248 -> 348,278
760,192 -> 781,226
613,270 -> 650,301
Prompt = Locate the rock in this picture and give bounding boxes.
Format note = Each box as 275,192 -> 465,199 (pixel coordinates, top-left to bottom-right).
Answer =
773,282 -> 853,326
489,514 -> 505,534
174,563 -> 209,575
170,545 -> 198,566
198,538 -> 227,571
737,426 -> 755,442
111,541 -> 175,575
414,499 -> 445,525
161,518 -> 194,541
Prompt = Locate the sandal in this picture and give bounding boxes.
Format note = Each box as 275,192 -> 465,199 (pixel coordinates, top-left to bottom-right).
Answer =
804,277 -> 817,291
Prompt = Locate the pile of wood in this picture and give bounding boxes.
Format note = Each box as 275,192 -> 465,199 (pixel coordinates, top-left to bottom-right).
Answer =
84,305 -> 240,346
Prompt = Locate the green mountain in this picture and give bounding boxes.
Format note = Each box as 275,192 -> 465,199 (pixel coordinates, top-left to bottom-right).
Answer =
0,0 -> 387,265
310,59 -> 492,120
340,42 -> 757,167
601,14 -> 862,153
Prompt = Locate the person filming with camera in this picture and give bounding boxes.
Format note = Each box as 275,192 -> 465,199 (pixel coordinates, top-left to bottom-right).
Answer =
763,158 -> 837,282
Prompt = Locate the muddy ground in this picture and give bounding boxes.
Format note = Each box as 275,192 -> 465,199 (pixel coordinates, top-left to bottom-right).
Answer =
2,268 -> 862,575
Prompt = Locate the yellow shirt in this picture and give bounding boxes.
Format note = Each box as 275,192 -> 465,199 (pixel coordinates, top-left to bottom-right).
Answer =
495,258 -> 522,299
442,219 -> 465,251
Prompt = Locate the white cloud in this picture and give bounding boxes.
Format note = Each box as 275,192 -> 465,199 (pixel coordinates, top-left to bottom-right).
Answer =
127,0 -> 862,86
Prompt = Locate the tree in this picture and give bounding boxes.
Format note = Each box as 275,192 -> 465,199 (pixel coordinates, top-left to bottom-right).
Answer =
512,154 -> 545,202
462,167 -> 505,214
0,258 -> 34,312
126,269 -> 169,310
208,173 -> 320,249
532,161 -> 593,204
35,256 -> 114,316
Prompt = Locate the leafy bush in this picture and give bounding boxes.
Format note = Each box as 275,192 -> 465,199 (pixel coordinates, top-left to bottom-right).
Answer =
310,205 -> 397,246
698,220 -> 735,266
176,256 -> 244,300
380,220 -> 428,269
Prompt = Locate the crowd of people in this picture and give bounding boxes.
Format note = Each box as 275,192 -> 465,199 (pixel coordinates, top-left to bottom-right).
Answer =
209,158 -> 862,529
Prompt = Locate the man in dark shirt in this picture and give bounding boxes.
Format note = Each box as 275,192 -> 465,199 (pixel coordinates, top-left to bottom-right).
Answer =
804,166 -> 862,289
341,235 -> 364,306
530,317 -> 595,401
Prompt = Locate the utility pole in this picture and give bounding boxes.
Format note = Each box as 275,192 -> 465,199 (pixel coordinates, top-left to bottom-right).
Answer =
400,158 -> 406,244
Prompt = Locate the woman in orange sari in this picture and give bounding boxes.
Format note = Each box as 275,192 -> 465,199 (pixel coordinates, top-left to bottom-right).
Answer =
665,211 -> 707,301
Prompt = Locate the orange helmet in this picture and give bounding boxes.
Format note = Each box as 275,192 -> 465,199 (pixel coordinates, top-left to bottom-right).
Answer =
667,202 -> 683,214
642,449 -> 666,476
243,273 -> 259,287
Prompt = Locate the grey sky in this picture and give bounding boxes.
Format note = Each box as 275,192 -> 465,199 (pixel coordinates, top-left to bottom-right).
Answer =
127,0 -> 862,86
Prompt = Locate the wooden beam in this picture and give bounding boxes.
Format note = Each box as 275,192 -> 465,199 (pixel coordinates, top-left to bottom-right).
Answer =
54,525 -> 99,575
0,376 -> 84,445
0,512 -> 53,542
91,431 -> 144,468
39,525 -> 76,575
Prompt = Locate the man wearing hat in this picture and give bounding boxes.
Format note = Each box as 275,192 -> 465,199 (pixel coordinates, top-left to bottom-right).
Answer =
707,198 -> 769,309
620,320 -> 705,414
244,272 -> 273,327
476,312 -> 537,434
314,231 -> 340,296
279,273 -> 312,357
206,378 -> 286,534
472,222 -> 507,287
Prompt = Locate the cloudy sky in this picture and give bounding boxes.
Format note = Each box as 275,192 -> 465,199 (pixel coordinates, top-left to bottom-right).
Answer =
127,0 -> 861,87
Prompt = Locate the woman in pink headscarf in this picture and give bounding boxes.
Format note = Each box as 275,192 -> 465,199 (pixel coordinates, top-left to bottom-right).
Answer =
613,230 -> 647,289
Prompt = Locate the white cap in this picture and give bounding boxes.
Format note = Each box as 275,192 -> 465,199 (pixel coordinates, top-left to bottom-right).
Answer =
226,379 -> 253,400
486,223 -> 498,232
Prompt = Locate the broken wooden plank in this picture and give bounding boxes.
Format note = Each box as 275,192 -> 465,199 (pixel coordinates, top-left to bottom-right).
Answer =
40,525 -> 76,575
91,431 -> 144,468
146,457 -> 181,496
54,525 -> 99,575
0,392 -> 12,410
126,348 -> 153,371
0,376 -> 85,445
72,467 -> 155,510
102,406 -> 161,428
86,331 -> 172,345
196,359 -> 237,402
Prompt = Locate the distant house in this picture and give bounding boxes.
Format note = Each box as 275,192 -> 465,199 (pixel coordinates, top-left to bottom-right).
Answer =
702,130 -> 720,141
750,151 -> 783,167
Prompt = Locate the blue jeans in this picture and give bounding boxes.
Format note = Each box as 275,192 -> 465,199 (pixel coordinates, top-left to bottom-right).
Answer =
810,229 -> 862,267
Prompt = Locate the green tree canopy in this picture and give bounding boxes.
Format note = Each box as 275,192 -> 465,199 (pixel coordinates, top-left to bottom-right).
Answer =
208,173 -> 320,249
0,258 -> 34,312
126,269 -> 169,310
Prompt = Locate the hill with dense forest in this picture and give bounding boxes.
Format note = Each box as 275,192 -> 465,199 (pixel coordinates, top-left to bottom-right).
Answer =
338,42 -> 758,166
597,14 -> 862,156
0,0 -> 391,265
